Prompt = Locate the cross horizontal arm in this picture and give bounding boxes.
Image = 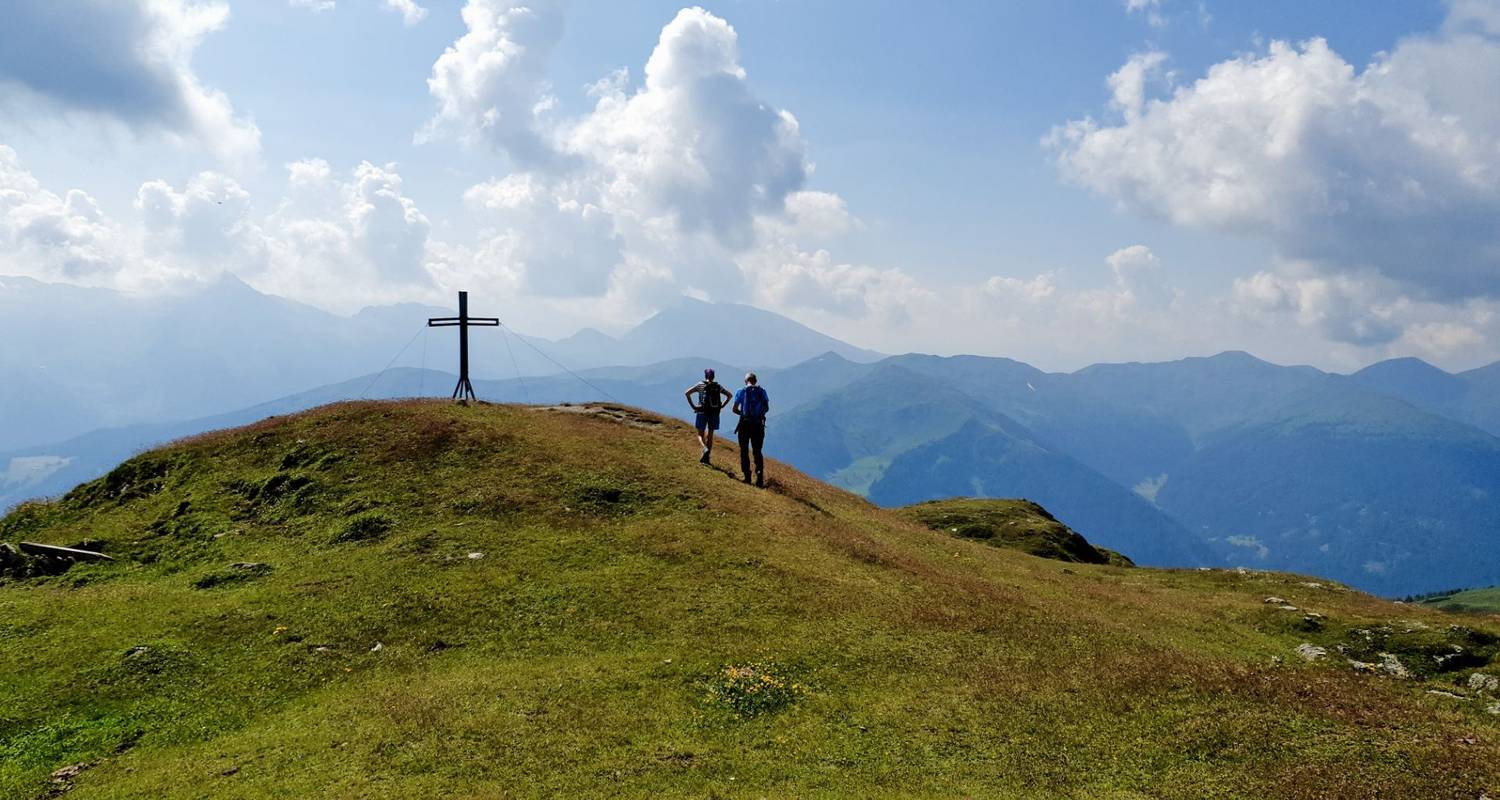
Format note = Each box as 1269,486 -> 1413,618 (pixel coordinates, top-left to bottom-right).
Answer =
468,318 -> 501,326
427,319 -> 460,327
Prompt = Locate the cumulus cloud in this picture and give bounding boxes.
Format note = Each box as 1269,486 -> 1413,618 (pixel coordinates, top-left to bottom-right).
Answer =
1049,21 -> 1500,303
1107,51 -> 1168,118
1231,261 -> 1500,361
984,272 -> 1057,303
126,158 -> 438,307
384,0 -> 429,26
420,0 -> 566,165
743,243 -> 919,322
0,0 -> 261,164
564,7 -> 809,250
463,174 -> 621,296
1232,267 -> 1404,346
0,145 -> 126,283
426,4 -> 820,310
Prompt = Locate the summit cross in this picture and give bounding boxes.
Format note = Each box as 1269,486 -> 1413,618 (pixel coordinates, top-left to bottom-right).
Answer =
428,290 -> 500,401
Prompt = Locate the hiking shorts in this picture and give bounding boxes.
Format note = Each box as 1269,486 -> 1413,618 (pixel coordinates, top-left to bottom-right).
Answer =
695,410 -> 721,432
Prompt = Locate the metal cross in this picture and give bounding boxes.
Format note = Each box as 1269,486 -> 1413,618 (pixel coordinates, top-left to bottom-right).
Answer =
428,291 -> 500,401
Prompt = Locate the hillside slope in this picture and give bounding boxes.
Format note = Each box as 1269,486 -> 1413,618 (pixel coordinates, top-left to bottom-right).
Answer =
4,403 -> 1500,798
894,498 -> 1134,566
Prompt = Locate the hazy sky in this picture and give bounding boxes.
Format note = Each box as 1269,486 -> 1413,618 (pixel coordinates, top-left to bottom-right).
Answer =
1,0 -> 1497,371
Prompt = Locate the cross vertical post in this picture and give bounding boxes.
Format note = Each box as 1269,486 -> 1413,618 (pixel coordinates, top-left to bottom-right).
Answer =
428,290 -> 500,401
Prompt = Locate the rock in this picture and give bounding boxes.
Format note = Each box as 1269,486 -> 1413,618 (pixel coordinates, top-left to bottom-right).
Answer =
370,642 -> 383,652
1295,643 -> 1328,662
1348,659 -> 1375,672
0,542 -> 20,568
1468,673 -> 1499,693
1277,604 -> 1299,612
1299,582 -> 1325,589
1378,652 -> 1411,679
1488,702 -> 1500,715
123,645 -> 151,659
1264,596 -> 1288,605
19,542 -> 113,561
312,645 -> 334,653
467,551 -> 484,560
1427,689 -> 1467,700
229,562 -> 270,572
51,762 -> 91,783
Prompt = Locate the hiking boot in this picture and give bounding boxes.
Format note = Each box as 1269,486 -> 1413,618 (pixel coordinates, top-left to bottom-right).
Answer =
755,472 -> 764,488
699,449 -> 710,464
742,474 -> 752,484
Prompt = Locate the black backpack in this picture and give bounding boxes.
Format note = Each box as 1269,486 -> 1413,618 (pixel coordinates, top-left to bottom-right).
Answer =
700,381 -> 723,410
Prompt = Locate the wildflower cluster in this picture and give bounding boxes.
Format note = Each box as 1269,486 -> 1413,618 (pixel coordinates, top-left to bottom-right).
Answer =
707,662 -> 807,717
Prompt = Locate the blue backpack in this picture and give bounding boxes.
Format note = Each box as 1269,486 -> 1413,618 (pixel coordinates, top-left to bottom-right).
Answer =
739,386 -> 769,420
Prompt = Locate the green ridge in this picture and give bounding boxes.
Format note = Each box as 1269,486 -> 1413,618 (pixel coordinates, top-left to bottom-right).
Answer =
896,497 -> 1135,566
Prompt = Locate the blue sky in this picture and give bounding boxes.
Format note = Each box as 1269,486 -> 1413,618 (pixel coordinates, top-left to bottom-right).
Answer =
1,0 -> 1497,372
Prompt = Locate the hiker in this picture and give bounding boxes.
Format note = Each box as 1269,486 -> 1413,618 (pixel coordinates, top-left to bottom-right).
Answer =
684,368 -> 733,464
732,372 -> 770,487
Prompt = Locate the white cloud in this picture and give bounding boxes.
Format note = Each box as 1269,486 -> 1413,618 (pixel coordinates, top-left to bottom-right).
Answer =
1124,0 -> 1166,28
463,174 -> 621,296
384,0 -> 429,26
1049,18 -> 1500,304
137,171 -> 258,268
1231,267 -> 1404,346
562,7 -> 809,251
743,242 -> 920,322
420,0 -> 567,166
0,145 -> 128,284
124,159 -> 439,309
0,0 -> 261,165
1107,51 -> 1168,119
289,0 -> 336,13
1232,262 -> 1500,359
425,4 -> 819,310
984,273 -> 1056,303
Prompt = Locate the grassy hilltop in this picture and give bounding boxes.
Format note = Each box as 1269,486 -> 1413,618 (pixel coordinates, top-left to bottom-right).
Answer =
3,401 -> 1500,798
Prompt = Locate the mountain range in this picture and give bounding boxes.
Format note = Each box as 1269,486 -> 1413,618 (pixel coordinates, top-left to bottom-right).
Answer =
0,275 -> 881,451
5,274 -> 1500,595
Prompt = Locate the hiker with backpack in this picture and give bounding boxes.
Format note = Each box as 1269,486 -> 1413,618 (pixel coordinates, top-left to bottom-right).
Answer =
684,368 -> 733,464
732,372 -> 770,487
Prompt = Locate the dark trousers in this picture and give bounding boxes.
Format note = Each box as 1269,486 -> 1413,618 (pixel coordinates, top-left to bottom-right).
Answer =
737,419 -> 765,479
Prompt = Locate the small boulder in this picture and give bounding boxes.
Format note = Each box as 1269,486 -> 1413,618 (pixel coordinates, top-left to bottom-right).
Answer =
1295,643 -> 1327,662
1488,702 -> 1500,716
1264,596 -> 1288,605
1377,652 -> 1411,679
1426,689 -> 1467,700
51,762 -> 91,784
1469,673 -> 1499,693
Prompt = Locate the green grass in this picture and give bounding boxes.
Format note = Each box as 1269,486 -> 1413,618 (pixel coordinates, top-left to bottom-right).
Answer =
895,497 -> 1135,566
1416,586 -> 1500,614
2,401 -> 1499,798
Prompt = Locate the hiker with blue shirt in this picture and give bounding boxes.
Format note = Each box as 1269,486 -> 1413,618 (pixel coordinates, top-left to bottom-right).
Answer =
685,368 -> 733,465
732,372 -> 770,487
